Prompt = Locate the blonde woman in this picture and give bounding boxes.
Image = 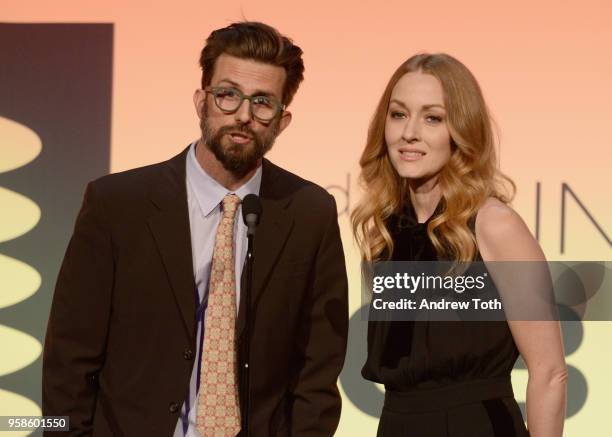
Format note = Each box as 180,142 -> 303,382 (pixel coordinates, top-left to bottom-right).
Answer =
353,54 -> 567,436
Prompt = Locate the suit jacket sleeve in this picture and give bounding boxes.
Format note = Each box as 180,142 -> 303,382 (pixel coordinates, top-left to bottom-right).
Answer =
290,194 -> 349,436
43,181 -> 114,436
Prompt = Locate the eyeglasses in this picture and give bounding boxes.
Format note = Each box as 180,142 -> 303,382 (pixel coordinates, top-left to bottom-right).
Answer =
204,86 -> 285,122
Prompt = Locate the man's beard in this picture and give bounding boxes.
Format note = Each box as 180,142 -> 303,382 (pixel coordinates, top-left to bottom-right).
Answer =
200,101 -> 280,179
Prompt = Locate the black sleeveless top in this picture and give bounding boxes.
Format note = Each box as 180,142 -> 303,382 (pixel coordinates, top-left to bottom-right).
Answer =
361,202 -> 520,391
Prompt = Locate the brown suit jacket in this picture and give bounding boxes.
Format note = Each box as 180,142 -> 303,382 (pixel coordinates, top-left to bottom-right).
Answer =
43,147 -> 349,436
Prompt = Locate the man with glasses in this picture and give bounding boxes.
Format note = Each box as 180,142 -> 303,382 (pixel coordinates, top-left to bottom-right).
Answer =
43,21 -> 349,437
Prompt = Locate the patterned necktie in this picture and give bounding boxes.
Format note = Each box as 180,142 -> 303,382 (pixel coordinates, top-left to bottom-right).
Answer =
197,194 -> 242,437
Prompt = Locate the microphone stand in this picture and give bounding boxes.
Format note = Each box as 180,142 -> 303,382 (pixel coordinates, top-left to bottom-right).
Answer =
240,194 -> 260,437
241,231 -> 254,437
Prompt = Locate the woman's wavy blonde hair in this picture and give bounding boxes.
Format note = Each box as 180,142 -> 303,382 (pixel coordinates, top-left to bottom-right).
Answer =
352,53 -> 515,262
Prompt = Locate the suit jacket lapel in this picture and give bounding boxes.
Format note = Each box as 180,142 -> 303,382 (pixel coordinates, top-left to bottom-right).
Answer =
147,146 -> 196,341
237,159 -> 294,340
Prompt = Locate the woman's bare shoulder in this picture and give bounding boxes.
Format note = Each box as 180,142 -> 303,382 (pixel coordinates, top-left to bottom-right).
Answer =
475,197 -> 545,261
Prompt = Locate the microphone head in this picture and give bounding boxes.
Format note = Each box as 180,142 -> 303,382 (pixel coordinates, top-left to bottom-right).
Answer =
242,194 -> 262,227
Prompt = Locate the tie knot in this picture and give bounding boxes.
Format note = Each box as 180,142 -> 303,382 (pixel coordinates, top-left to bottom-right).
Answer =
222,194 -> 241,219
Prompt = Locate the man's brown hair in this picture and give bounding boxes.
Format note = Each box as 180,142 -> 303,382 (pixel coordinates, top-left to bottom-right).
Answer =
200,21 -> 305,106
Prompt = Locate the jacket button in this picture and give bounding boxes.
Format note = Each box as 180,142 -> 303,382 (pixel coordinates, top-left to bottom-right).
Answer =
183,349 -> 194,360
169,402 -> 179,413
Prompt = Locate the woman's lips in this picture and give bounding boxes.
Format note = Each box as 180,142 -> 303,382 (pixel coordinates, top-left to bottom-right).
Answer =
398,150 -> 425,161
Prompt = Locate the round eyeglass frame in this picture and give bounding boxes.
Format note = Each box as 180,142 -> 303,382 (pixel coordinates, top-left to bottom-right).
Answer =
204,86 -> 286,122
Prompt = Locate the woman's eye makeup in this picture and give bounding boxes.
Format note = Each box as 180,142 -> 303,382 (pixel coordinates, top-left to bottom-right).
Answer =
388,110 -> 444,123
388,101 -> 445,123
425,114 -> 444,123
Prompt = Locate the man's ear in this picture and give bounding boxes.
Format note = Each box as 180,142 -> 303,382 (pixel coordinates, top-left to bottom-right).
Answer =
277,110 -> 292,134
193,89 -> 205,119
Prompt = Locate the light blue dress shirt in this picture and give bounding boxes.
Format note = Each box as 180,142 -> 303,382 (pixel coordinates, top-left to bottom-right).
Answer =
173,141 -> 262,437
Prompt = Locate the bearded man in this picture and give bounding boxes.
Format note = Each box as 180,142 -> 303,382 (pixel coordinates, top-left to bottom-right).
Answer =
43,21 -> 348,437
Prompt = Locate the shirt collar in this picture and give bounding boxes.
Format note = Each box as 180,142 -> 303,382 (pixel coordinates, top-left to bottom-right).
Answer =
186,141 -> 262,218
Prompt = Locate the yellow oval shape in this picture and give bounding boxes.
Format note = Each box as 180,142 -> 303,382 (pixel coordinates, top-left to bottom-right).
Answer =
0,325 -> 42,377
0,117 -> 42,173
0,186 -> 40,243
0,254 -> 41,309
0,389 -> 41,436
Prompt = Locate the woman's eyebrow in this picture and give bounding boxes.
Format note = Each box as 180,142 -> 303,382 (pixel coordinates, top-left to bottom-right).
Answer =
389,99 -> 446,111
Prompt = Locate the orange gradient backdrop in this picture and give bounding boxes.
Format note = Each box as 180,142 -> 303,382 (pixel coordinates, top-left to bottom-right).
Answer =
3,0 -> 612,435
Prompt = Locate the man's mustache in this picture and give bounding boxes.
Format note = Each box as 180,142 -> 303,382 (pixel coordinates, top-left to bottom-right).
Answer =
217,124 -> 257,138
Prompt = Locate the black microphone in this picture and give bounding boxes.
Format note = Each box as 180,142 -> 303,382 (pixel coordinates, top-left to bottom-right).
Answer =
241,194 -> 262,237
